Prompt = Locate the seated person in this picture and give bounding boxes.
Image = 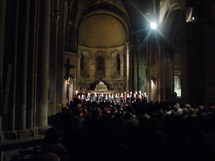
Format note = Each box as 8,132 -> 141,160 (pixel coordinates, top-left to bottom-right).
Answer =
41,128 -> 68,161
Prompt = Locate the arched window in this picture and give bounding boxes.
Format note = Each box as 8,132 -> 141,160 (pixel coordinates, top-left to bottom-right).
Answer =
96,56 -> 105,75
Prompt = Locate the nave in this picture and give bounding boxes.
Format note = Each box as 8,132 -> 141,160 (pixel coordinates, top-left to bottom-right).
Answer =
1,0 -> 215,160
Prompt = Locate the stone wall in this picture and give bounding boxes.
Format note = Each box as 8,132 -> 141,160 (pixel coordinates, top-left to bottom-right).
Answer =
77,45 -> 128,92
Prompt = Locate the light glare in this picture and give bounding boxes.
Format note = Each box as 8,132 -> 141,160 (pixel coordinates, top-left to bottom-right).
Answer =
150,22 -> 158,30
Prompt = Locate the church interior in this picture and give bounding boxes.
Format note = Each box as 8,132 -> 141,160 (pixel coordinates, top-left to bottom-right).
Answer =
1,0 -> 215,161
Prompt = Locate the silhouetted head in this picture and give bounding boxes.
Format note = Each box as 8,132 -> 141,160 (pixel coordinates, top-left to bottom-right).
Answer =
39,153 -> 60,161
45,128 -> 60,144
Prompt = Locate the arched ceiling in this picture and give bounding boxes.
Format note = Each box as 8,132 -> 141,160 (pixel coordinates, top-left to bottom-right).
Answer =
83,0 -> 128,17
79,9 -> 127,48
159,0 -> 186,24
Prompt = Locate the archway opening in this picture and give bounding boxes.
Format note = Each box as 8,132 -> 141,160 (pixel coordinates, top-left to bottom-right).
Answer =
77,8 -> 129,92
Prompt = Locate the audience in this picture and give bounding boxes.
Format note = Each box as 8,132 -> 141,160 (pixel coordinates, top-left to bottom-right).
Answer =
39,153 -> 60,161
41,128 -> 68,161
47,98 -> 215,161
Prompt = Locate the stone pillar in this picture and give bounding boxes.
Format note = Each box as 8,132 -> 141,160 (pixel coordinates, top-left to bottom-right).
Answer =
0,117 -> 3,141
7,0 -> 20,139
133,43 -> 138,91
147,39 -> 151,101
27,0 -> 40,136
59,1 -> 67,106
136,40 -> 140,91
18,0 -> 31,137
77,50 -> 81,90
120,53 -> 124,79
166,51 -> 174,102
157,47 -> 163,102
54,0 -> 60,112
0,0 -> 6,141
0,0 -> 6,103
159,44 -> 174,103
125,42 -> 130,92
180,11 -> 188,104
147,37 -> 152,102
49,0 -> 60,115
129,45 -> 134,91
147,34 -> 159,102
28,0 -> 36,134
137,40 -> 146,93
36,0 -> 51,131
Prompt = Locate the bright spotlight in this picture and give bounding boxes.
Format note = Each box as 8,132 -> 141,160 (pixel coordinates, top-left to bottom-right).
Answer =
150,22 -> 158,30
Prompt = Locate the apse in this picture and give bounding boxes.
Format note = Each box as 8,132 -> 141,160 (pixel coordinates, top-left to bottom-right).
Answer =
77,9 -> 129,92
79,10 -> 127,48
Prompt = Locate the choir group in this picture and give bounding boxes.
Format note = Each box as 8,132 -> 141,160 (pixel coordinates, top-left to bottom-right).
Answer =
74,90 -> 148,105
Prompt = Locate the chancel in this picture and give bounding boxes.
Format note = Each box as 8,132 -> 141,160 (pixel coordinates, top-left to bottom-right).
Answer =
1,0 -> 215,161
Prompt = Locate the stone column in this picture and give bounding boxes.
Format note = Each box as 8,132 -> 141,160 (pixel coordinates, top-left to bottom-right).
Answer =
147,34 -> 159,102
136,40 -> 141,91
125,42 -> 130,92
159,44 -> 174,103
59,1 -> 67,106
8,0 -> 20,139
77,49 -> 81,82
27,0 -> 40,136
27,0 -> 39,135
165,50 -> 174,102
36,0 -> 51,131
18,0 -> 31,137
49,0 -> 60,115
54,0 -> 60,112
129,45 -> 134,91
133,43 -> 138,91
137,41 -> 147,93
0,0 -> 6,141
180,11 -> 188,104
0,117 -> 3,141
147,37 -> 152,102
120,53 -> 124,79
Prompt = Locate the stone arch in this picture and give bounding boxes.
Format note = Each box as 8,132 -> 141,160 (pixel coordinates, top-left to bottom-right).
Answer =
162,10 -> 182,46
80,49 -> 90,57
78,9 -> 128,48
160,0 -> 185,24
111,50 -> 120,57
95,51 -> 105,56
77,1 -> 129,31
92,0 -> 128,16
77,1 -> 130,92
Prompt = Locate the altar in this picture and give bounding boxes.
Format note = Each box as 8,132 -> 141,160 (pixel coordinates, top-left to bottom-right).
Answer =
88,81 -> 114,94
